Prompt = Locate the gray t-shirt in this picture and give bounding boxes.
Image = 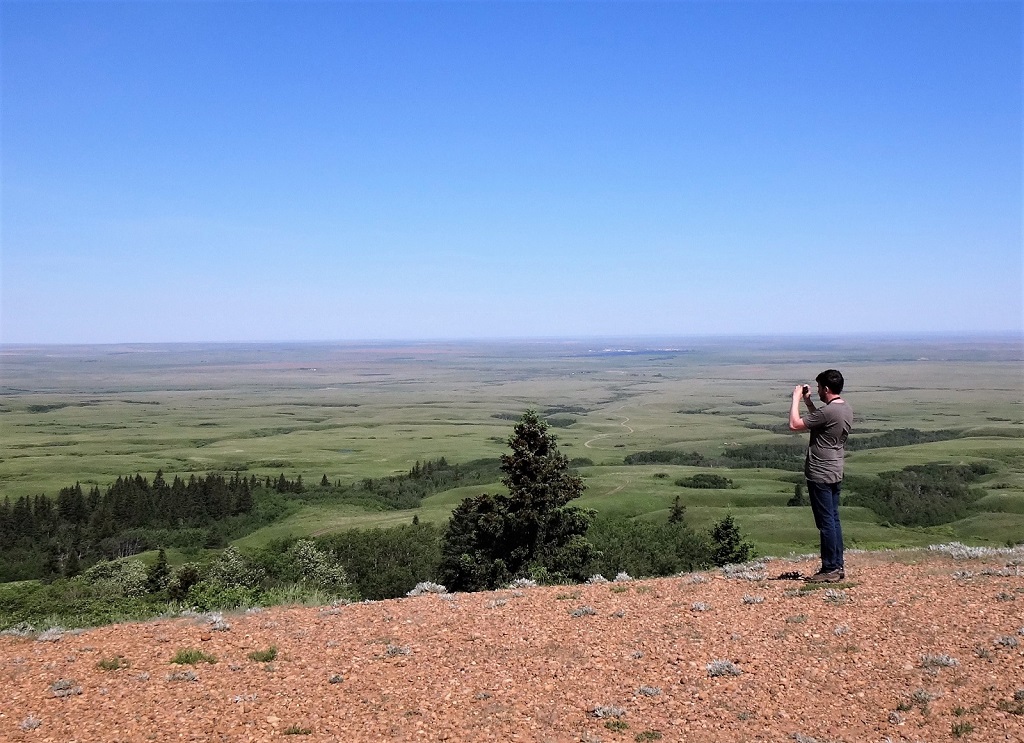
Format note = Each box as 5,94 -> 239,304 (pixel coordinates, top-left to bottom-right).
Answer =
803,399 -> 853,484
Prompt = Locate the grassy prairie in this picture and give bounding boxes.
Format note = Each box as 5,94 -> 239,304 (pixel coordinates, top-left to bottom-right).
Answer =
1,336 -> 1021,556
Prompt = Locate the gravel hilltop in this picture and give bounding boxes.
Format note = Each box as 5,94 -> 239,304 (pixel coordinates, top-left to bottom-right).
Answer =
2,548 -> 1023,743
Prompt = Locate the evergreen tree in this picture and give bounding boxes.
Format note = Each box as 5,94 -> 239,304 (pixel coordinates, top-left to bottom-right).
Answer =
668,495 -> 687,524
147,548 -> 170,593
787,482 -> 806,507
438,410 -> 596,590
709,513 -> 755,566
234,478 -> 254,515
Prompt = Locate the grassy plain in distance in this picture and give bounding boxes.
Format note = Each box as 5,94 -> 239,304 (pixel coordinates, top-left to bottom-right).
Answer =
2,336 -> 1021,557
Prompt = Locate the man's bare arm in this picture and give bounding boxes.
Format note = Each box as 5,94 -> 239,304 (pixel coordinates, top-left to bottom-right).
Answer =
789,385 -> 815,431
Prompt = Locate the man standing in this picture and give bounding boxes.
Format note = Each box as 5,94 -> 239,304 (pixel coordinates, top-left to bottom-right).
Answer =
789,369 -> 853,583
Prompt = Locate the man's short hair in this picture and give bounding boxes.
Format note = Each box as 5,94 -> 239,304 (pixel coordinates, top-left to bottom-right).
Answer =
816,369 -> 844,395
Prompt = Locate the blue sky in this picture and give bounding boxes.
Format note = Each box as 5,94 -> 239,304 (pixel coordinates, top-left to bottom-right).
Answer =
2,1 -> 1020,344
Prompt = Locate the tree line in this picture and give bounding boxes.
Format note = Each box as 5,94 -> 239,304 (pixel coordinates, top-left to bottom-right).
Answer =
844,463 -> 992,527
1,412 -> 756,629
0,456 -> 495,583
623,427 -> 965,472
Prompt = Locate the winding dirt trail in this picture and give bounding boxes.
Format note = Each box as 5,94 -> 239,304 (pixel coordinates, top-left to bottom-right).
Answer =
583,411 -> 634,449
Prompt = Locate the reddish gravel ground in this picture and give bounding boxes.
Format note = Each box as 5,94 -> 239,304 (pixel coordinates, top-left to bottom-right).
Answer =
2,549 -> 1023,743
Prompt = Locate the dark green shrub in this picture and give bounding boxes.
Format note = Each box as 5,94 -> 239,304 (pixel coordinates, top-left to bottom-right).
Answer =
586,516 -> 711,578
675,473 -> 734,489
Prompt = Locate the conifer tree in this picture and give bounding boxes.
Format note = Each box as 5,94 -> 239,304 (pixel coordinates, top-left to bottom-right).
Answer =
439,410 -> 596,590
710,513 -> 755,566
668,495 -> 687,524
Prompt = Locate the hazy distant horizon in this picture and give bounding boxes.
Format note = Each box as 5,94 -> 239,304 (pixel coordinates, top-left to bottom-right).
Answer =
1,330 -> 1021,352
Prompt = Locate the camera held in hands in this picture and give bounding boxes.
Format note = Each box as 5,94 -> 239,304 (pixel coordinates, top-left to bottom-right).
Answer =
802,385 -> 810,397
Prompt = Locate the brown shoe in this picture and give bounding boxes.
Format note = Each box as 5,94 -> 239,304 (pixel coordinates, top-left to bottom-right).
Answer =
804,569 -> 843,583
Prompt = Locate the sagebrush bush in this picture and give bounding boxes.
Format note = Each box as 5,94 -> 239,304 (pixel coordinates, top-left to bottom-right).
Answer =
706,660 -> 742,677
920,653 -> 958,668
207,547 -> 266,589
82,559 -> 148,598
406,581 -> 447,596
289,540 -> 348,589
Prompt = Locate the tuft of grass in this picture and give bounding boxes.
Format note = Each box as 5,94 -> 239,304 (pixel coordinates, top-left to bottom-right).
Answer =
911,688 -> 935,705
605,720 -> 629,732
951,721 -> 975,737
571,605 -> 598,618
97,655 -> 129,671
283,725 -> 312,735
786,614 -> 807,624
995,689 -> 1024,715
634,731 -> 662,742
171,648 -> 217,665
248,646 -> 278,662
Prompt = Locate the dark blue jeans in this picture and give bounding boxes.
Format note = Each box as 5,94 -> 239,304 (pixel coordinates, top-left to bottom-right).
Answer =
807,480 -> 844,573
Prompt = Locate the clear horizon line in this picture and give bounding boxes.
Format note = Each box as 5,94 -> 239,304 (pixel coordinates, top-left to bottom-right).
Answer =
2,329 -> 1022,349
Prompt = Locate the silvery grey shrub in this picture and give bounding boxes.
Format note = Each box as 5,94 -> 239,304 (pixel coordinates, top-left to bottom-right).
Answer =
706,660 -> 742,677
50,679 -> 81,697
920,653 -> 958,668
407,581 -> 447,596
823,589 -> 848,604
166,671 -> 198,682
289,540 -> 347,589
507,578 -> 538,589
206,547 -> 265,588
590,706 -> 625,718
